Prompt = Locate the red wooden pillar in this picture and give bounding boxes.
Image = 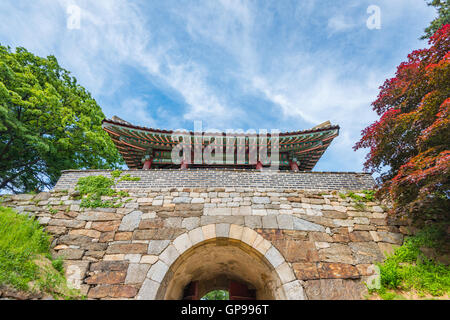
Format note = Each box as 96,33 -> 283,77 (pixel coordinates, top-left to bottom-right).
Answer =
180,159 -> 189,169
142,158 -> 153,170
256,160 -> 263,170
289,160 -> 299,172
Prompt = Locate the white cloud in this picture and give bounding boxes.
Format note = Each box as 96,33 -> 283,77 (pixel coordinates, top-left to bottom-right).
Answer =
327,15 -> 356,34
160,59 -> 240,124
119,98 -> 156,127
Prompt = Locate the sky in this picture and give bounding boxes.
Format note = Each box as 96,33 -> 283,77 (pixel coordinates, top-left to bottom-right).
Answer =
0,0 -> 438,172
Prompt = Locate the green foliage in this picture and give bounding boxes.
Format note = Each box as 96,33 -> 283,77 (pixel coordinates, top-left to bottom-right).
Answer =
347,190 -> 375,202
77,175 -> 115,197
0,206 -> 81,299
340,190 -> 376,210
110,170 -> 123,179
119,174 -> 141,182
0,45 -> 123,193
0,206 -> 50,261
372,225 -> 450,298
109,170 -> 141,181
376,289 -> 406,300
339,190 -> 375,202
76,172 -> 134,208
201,290 -> 229,300
51,257 -> 64,274
422,0 -> 450,39
46,205 -> 58,215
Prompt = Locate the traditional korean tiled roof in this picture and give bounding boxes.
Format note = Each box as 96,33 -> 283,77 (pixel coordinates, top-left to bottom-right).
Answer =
102,117 -> 339,170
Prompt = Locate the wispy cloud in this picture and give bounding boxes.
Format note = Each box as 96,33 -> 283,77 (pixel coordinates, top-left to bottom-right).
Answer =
327,14 -> 356,34
120,98 -> 156,128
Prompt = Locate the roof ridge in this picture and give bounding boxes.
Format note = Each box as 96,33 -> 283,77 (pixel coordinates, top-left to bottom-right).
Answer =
102,117 -> 340,136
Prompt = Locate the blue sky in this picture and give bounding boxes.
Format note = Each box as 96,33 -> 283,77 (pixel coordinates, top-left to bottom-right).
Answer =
0,0 -> 437,172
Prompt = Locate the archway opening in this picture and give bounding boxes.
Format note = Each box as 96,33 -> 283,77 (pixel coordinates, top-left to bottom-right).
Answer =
157,238 -> 285,300
185,278 -> 257,300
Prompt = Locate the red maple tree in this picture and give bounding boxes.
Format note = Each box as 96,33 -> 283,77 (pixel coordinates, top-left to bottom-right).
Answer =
354,25 -> 449,222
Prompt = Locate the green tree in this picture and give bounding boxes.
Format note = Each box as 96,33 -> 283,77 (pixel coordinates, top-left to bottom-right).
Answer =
201,290 -> 229,300
422,0 -> 450,39
0,45 -> 123,193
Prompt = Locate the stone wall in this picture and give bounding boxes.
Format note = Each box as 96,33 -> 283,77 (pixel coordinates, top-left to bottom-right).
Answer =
54,169 -> 375,190
1,176 -> 410,300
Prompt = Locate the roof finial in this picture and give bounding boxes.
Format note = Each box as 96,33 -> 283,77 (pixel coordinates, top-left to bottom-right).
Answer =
111,116 -> 132,125
312,121 -> 331,129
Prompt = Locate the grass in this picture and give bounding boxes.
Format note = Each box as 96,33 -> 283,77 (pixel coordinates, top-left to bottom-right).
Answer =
368,224 -> 450,299
47,205 -> 58,215
0,206 -> 82,299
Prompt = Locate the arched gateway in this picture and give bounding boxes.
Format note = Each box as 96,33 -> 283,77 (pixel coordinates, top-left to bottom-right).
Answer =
137,224 -> 304,300
2,117 -> 406,300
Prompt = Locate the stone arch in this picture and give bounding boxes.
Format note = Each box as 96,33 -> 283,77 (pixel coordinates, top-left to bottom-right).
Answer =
136,224 -> 305,300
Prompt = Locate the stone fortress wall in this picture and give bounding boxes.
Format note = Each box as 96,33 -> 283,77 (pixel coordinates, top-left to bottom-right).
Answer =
1,169 -> 409,300
54,169 -> 376,190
